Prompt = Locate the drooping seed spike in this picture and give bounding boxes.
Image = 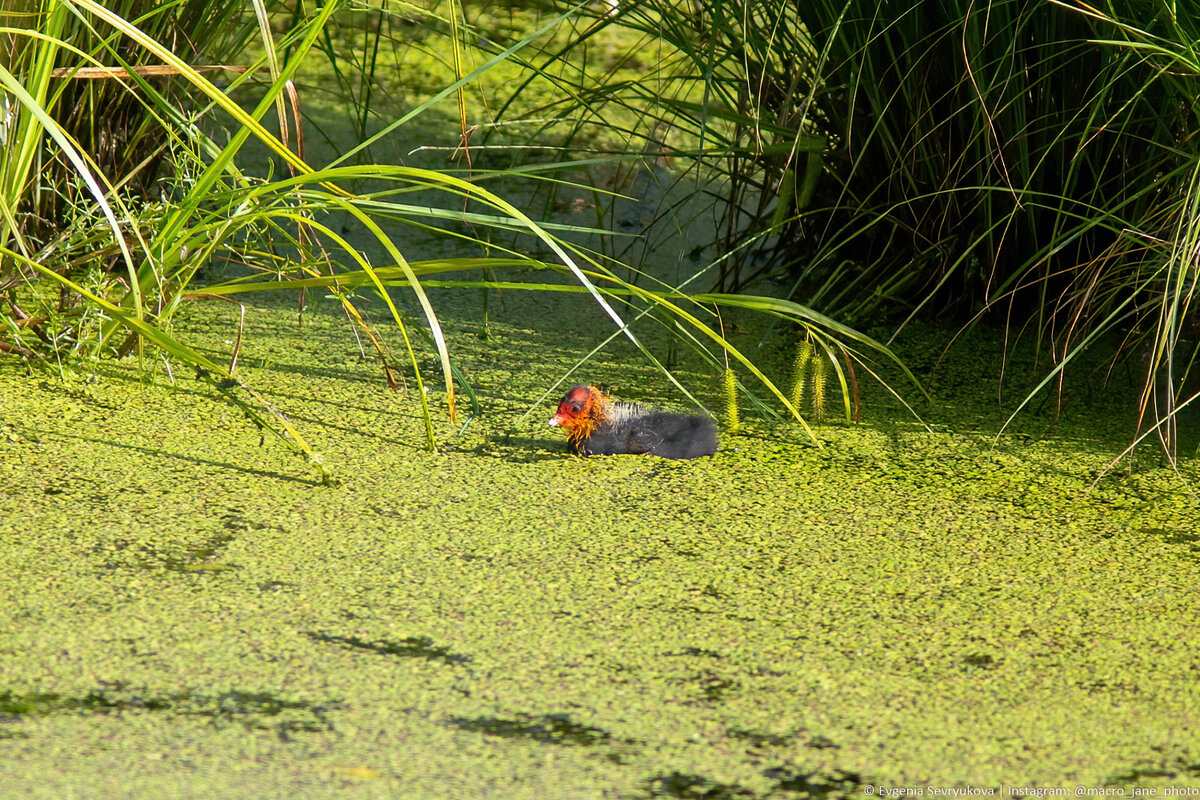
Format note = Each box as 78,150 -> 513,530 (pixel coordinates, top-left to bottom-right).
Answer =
721,368 -> 740,433
810,353 -> 827,423
789,339 -> 813,412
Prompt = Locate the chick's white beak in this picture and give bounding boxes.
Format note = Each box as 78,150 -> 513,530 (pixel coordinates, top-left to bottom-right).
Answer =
548,413 -> 564,427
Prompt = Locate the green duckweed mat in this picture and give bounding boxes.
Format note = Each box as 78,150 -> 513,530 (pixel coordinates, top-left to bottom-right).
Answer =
2,289 -> 1199,798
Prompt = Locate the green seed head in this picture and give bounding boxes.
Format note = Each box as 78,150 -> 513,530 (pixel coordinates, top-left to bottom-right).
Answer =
789,339 -> 813,411
721,368 -> 740,432
811,353 -> 827,422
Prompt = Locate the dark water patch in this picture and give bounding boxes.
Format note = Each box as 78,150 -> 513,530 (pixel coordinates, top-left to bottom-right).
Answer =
726,727 -> 791,748
0,687 -> 172,717
220,511 -> 271,534
747,666 -> 785,678
664,602 -> 758,625
699,676 -> 738,702
0,686 -> 335,742
257,579 -> 293,592
95,531 -> 238,575
450,712 -> 615,748
162,531 -> 238,574
1157,530 -> 1200,544
306,631 -> 471,666
188,690 -> 336,742
1106,767 -> 1179,782
675,605 -> 720,616
668,647 -> 724,660
763,767 -> 865,797
673,671 -> 739,704
727,727 -> 839,752
1146,527 -> 1200,556
1109,762 -> 1200,783
962,653 -> 998,669
643,771 -> 755,799
1081,679 -> 1139,695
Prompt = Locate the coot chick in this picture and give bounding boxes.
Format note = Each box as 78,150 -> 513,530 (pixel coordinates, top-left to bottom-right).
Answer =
548,384 -> 718,459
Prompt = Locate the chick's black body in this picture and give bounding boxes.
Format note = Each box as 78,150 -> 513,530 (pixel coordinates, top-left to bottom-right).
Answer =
582,406 -> 719,459
548,385 -> 718,460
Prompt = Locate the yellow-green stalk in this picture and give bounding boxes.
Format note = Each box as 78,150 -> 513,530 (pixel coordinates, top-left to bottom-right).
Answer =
810,353 -> 827,422
789,339 -> 813,411
721,367 -> 740,433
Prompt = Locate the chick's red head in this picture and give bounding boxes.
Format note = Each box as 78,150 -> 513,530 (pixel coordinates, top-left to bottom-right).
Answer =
548,384 -> 607,445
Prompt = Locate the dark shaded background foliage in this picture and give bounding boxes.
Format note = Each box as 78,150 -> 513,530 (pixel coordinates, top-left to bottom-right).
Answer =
788,1 -> 1191,321
560,0 -> 1195,326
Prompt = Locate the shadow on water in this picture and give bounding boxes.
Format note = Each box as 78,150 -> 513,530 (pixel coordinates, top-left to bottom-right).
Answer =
1144,527 -> 1200,561
450,712 -> 616,747
644,767 -> 865,799
0,686 -> 337,743
94,512 -> 276,576
449,711 -> 642,764
25,429 -> 322,486
1108,764 -> 1200,784
98,531 -> 238,575
305,631 -> 472,666
728,727 -> 839,751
